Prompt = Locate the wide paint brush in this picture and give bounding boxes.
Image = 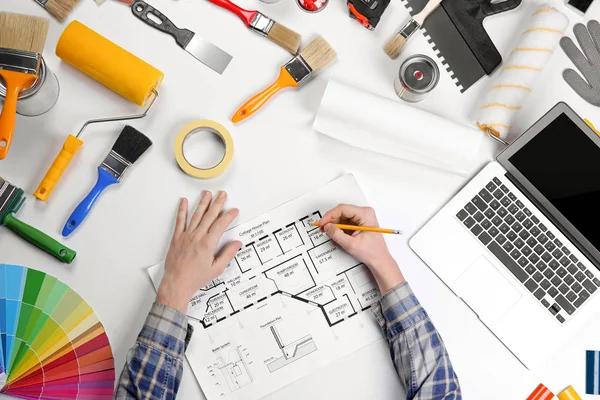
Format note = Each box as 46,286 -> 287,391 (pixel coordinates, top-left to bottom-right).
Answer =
0,12 -> 49,159
0,176 -> 76,263
232,36 -> 336,123
207,0 -> 301,54
62,125 -> 152,236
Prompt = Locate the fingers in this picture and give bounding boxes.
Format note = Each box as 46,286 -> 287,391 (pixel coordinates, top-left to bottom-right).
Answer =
323,223 -> 354,251
197,191 -> 228,233
574,23 -> 600,70
189,191 -> 212,231
213,241 -> 243,273
589,20 -> 600,47
209,208 -> 239,239
173,198 -> 188,238
319,204 -> 377,227
561,36 -> 594,79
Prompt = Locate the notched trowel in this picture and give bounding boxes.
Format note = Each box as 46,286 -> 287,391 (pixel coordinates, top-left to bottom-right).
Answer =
403,0 -> 522,92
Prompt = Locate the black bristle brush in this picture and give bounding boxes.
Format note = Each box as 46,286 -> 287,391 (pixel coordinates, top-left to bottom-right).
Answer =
62,125 -> 152,236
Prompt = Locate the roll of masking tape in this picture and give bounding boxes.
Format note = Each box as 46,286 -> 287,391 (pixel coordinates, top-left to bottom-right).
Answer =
174,120 -> 234,179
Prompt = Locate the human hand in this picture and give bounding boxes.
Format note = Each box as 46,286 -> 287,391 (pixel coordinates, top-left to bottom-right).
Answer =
319,204 -> 404,294
156,191 -> 242,313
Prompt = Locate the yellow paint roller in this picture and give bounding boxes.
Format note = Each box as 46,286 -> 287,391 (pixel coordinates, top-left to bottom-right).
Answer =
34,21 -> 163,201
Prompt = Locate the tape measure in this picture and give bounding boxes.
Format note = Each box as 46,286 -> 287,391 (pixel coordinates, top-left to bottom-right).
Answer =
174,120 -> 234,179
347,0 -> 390,30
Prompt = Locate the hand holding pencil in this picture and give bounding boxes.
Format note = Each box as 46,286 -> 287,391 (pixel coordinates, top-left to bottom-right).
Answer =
317,204 -> 405,294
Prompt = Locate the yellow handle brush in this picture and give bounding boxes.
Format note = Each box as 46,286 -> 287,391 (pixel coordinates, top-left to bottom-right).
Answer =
232,67 -> 298,123
0,12 -> 49,159
231,36 -> 337,124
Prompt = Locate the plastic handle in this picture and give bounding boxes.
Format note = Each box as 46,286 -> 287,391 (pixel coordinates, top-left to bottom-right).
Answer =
3,213 -> 77,263
0,70 -> 37,160
131,0 -> 195,48
35,134 -> 84,201
481,0 -> 521,16
231,67 -> 298,123
207,0 -> 258,27
62,167 -> 119,237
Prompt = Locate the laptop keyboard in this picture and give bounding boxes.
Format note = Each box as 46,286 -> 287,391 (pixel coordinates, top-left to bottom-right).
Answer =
456,177 -> 600,324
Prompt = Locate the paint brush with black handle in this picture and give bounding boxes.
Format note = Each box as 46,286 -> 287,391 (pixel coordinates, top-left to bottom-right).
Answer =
0,176 -> 76,263
62,125 -> 152,236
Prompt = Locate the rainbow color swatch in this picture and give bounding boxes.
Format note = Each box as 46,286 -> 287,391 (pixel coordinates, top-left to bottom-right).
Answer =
0,264 -> 115,399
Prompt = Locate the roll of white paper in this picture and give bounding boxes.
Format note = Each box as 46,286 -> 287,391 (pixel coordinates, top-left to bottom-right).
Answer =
313,80 -> 483,176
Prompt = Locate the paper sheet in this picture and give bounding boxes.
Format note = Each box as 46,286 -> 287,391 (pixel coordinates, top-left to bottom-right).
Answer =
148,174 -> 386,400
313,80 -> 483,176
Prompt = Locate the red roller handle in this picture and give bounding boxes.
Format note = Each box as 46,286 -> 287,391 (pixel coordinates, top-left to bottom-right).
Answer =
207,0 -> 258,27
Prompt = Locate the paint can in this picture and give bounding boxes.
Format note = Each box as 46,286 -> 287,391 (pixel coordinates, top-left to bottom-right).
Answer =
0,58 -> 60,116
394,55 -> 439,103
296,0 -> 328,13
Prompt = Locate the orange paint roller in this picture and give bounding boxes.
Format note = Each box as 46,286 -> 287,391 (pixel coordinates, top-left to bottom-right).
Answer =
34,21 -> 163,201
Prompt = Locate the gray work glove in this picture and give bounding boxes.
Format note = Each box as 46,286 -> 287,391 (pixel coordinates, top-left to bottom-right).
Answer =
560,20 -> 600,107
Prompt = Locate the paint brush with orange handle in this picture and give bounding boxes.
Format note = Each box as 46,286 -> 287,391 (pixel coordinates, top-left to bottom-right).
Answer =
231,36 -> 336,123
0,12 -> 49,160
312,221 -> 403,235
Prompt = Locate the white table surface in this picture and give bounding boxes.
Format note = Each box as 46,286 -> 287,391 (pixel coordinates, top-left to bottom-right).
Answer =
1,0 -> 600,398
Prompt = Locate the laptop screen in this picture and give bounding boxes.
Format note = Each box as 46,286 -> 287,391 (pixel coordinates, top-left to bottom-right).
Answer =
508,112 -> 600,253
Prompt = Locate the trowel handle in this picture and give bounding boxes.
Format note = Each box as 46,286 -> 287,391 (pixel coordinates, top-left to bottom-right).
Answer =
481,0 -> 521,16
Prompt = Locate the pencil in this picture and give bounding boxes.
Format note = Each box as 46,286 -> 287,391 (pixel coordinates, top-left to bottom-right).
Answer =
312,222 -> 402,235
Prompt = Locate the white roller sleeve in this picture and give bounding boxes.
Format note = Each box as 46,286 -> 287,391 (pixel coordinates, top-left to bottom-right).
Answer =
313,80 -> 482,176
475,5 -> 568,141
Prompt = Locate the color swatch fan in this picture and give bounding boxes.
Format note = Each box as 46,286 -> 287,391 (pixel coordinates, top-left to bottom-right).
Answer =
0,264 -> 115,399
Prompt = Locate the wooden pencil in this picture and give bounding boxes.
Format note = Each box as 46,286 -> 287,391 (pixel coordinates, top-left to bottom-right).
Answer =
312,222 -> 402,235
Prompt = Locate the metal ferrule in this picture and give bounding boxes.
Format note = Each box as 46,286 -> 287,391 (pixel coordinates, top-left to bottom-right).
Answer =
100,150 -> 131,180
0,48 -> 41,75
398,18 -> 419,40
0,181 -> 23,215
284,55 -> 313,86
249,13 -> 274,36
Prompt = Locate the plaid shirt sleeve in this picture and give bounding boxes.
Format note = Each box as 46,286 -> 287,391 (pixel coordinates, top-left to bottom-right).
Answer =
114,303 -> 194,400
372,282 -> 462,400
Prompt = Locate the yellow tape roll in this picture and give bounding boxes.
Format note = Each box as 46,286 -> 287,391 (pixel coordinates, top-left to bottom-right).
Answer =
174,120 -> 234,179
56,21 -> 163,106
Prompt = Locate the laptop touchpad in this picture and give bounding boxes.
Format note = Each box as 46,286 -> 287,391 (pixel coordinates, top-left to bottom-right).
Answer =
454,256 -> 522,324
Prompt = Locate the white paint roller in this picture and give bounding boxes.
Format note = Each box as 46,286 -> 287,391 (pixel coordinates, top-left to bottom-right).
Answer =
475,5 -> 568,142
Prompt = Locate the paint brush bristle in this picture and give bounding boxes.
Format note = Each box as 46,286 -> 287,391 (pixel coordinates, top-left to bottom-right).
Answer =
0,12 -> 49,54
267,23 -> 301,54
111,125 -> 152,164
34,0 -> 79,22
383,33 -> 406,60
299,36 -> 337,73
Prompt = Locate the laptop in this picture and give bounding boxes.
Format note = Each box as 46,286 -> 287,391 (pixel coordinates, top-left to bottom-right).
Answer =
410,102 -> 600,368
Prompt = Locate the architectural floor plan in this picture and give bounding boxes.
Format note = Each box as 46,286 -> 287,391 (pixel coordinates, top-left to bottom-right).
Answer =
148,175 -> 385,400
